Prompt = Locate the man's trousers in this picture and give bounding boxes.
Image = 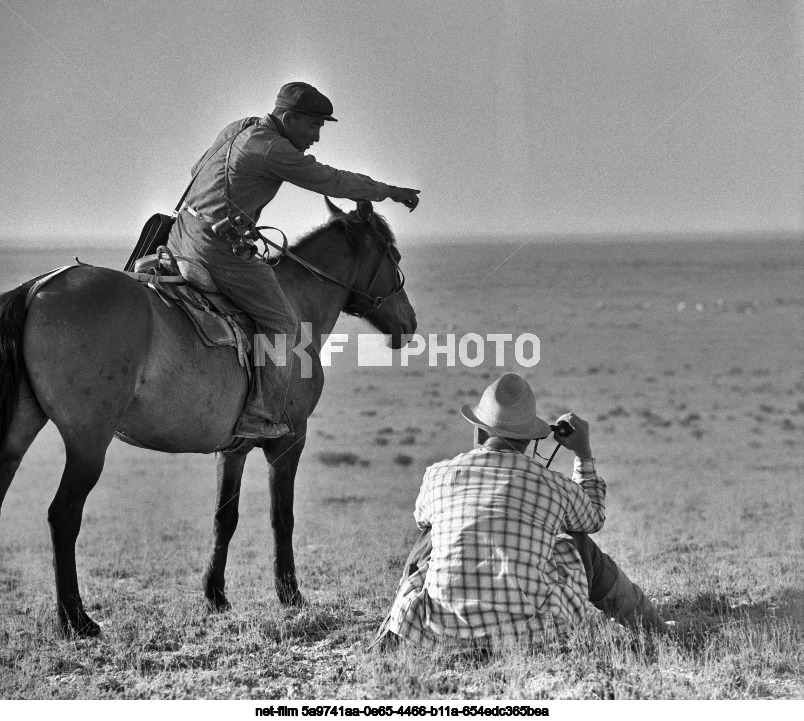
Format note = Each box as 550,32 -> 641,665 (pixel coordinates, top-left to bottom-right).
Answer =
169,212 -> 298,423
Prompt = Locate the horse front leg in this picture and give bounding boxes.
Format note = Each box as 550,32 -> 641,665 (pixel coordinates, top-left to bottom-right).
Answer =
263,424 -> 307,606
202,450 -> 249,611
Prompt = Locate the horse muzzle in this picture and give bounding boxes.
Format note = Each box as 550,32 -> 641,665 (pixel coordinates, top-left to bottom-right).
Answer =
385,314 -> 417,349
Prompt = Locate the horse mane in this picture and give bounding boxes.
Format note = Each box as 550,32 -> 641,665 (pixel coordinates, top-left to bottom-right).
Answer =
291,207 -> 397,255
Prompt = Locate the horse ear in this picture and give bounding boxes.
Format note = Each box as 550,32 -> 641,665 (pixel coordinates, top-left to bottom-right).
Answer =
356,201 -> 374,223
325,196 -> 345,216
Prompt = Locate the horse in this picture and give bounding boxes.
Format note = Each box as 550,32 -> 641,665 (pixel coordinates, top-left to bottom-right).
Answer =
0,198 -> 417,637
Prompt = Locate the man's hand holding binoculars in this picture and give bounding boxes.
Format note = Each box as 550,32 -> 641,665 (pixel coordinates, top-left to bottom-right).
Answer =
551,413 -> 593,460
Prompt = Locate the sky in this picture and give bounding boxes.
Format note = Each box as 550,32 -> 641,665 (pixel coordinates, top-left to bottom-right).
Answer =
0,0 -> 801,246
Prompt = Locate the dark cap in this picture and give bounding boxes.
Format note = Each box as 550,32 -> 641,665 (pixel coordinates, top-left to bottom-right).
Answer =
274,82 -> 337,122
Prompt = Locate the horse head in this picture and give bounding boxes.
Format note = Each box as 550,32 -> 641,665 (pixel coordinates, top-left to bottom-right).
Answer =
323,198 -> 417,349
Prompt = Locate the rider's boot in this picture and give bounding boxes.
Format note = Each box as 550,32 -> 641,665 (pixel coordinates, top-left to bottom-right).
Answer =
233,413 -> 290,439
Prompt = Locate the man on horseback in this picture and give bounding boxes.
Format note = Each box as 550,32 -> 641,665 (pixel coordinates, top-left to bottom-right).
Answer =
168,81 -> 420,440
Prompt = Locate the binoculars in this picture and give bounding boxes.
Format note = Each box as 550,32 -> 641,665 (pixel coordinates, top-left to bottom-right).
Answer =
550,420 -> 574,438
212,216 -> 258,259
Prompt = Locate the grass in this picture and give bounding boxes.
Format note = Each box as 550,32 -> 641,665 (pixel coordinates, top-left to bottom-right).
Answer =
1,238 -> 802,698
0,559 -> 801,699
1,423 -> 802,700
316,452 -> 370,467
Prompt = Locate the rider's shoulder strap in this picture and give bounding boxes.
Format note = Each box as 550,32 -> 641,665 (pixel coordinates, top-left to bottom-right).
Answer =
222,117 -> 260,223
172,116 -> 260,216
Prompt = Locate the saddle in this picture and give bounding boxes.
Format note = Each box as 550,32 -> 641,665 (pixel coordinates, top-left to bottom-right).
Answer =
132,247 -> 218,293
127,247 -> 253,371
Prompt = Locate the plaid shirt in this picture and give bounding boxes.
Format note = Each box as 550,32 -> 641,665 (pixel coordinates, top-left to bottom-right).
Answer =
387,448 -> 606,647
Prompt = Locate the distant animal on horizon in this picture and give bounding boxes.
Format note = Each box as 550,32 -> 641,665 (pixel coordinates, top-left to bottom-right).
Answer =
0,199 -> 417,637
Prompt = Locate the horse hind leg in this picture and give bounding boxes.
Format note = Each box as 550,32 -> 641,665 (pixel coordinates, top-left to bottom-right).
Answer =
0,378 -> 47,514
47,433 -> 113,637
202,451 -> 247,611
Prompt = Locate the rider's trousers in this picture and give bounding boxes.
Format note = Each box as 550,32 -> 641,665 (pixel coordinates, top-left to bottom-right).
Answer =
168,212 -> 297,424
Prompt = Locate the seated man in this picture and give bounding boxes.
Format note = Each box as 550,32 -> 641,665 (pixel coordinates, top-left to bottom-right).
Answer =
376,373 -> 665,650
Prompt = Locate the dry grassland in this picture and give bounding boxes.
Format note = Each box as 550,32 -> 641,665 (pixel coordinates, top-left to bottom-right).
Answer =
0,238 -> 802,699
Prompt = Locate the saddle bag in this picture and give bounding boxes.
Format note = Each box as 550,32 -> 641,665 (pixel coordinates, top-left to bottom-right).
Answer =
124,214 -> 174,272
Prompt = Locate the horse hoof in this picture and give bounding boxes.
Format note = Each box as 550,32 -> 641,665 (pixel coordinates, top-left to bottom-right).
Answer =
79,619 -> 102,638
205,594 -> 231,613
279,590 -> 308,607
60,614 -> 102,638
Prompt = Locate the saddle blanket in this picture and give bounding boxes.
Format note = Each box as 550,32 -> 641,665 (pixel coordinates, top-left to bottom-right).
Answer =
141,277 -> 253,375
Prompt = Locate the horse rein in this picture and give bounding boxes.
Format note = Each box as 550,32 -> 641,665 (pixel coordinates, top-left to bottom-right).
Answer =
251,224 -> 406,320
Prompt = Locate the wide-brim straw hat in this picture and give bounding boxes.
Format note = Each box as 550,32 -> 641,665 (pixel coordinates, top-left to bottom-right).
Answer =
460,373 -> 551,440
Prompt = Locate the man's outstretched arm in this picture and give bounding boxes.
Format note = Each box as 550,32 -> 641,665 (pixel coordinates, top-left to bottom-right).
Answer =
264,141 -> 420,209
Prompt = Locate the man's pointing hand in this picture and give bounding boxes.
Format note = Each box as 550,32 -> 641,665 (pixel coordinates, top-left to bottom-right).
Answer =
389,186 -> 421,212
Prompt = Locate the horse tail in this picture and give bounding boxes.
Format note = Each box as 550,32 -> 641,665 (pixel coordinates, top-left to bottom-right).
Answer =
0,281 -> 34,453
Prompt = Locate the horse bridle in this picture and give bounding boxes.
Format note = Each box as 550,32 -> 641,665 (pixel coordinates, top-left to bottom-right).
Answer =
342,239 -> 406,319
251,223 -> 406,320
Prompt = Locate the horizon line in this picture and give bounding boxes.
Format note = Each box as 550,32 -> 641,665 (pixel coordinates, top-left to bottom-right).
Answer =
2,227 -> 802,250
